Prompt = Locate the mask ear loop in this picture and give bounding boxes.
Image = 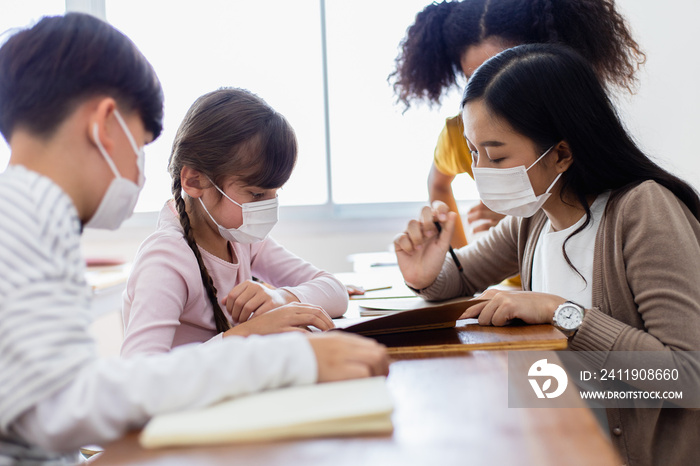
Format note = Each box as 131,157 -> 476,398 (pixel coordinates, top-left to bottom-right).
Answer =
113,110 -> 146,187
205,175 -> 243,208
92,123 -> 122,179
197,197 -> 225,230
544,173 -> 563,192
525,145 -> 562,195
113,110 -> 142,155
526,145 -> 555,172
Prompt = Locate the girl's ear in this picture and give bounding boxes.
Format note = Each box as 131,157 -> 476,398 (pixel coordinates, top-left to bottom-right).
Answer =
181,166 -> 208,198
553,140 -> 574,173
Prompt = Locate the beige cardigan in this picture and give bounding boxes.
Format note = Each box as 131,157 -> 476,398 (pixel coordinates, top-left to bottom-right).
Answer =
420,181 -> 700,466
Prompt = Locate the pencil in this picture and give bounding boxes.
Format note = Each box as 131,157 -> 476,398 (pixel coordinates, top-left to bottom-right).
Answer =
363,285 -> 393,292
434,221 -> 464,273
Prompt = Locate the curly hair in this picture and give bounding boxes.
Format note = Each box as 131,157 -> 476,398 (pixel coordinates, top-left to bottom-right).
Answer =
390,0 -> 645,109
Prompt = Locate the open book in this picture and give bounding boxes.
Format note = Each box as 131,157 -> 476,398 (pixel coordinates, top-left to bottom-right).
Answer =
358,296 -> 478,316
140,376 -> 393,449
337,297 -> 482,336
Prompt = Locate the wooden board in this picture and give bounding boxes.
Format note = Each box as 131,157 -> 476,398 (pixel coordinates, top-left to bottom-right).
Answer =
373,319 -> 568,356
93,353 -> 619,466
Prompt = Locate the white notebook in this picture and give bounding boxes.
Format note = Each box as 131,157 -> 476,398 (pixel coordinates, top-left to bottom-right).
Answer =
140,376 -> 393,448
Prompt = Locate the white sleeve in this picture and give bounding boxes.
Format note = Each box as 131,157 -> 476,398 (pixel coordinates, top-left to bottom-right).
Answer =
10,333 -> 316,453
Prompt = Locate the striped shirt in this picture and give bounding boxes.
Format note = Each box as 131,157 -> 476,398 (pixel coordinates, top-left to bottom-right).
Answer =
0,165 -> 317,464
0,165 -> 92,429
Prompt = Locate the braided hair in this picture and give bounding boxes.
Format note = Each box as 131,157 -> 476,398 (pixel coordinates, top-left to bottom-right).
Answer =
391,0 -> 645,109
168,88 -> 297,333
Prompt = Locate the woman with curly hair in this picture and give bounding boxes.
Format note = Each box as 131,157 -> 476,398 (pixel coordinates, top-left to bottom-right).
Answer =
391,0 -> 645,257
395,42 -> 700,466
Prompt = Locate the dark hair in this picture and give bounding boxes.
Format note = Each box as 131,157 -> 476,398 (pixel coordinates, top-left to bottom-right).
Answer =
462,43 -> 700,275
391,0 -> 645,108
0,13 -> 163,142
168,87 -> 297,333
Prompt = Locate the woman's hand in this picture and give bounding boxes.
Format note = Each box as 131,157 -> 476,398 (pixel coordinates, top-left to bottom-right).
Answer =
466,201 -> 506,233
223,279 -> 299,324
393,201 -> 457,290
462,289 -> 566,326
223,303 -> 334,337
307,333 -> 390,381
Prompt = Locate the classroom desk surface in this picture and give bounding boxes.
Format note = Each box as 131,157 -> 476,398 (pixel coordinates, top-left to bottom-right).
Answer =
344,298 -> 568,356
372,319 -> 568,356
93,352 -> 619,466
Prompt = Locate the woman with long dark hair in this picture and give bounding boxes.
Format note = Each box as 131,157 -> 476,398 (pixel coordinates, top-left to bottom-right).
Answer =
394,43 -> 700,466
391,0 -> 645,252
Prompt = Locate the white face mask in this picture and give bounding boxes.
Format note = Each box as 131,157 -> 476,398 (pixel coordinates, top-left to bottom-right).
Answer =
472,145 -> 561,218
85,110 -> 145,230
198,180 -> 279,244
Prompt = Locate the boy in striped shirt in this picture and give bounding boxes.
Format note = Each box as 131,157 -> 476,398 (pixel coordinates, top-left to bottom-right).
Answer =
0,13 -> 388,465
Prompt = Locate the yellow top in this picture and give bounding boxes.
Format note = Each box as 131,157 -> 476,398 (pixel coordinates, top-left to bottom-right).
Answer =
433,114 -> 473,178
432,114 -> 522,289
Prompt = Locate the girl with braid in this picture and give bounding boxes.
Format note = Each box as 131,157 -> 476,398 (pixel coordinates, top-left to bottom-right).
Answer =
391,0 -> 645,254
0,16 -> 387,463
121,88 -> 349,356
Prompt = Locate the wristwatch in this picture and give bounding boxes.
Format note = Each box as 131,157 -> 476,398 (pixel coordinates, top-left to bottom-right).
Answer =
552,301 -> 585,336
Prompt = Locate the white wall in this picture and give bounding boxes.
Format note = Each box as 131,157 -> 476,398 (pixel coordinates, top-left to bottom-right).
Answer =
614,0 -> 700,188
81,0 -> 700,273
80,212 -> 405,273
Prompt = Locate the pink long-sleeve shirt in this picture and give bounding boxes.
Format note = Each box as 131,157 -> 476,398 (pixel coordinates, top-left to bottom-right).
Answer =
121,201 -> 348,357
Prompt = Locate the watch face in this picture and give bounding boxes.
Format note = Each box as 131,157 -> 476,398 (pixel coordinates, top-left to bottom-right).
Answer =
557,305 -> 583,330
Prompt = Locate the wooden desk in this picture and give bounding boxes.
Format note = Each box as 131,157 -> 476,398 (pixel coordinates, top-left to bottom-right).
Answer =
85,263 -> 129,317
339,268 -> 568,356
343,300 -> 568,357
93,352 -> 619,466
92,266 -> 609,464
374,319 -> 568,356
86,263 -> 129,358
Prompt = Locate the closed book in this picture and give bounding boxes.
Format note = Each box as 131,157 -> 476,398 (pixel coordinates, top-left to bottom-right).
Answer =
140,376 -> 393,448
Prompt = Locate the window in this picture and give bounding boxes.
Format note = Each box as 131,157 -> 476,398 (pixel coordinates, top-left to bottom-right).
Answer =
324,0 -> 469,204
105,0 -> 476,213
0,0 -> 66,169
1,0 -> 479,214
106,0 -> 331,211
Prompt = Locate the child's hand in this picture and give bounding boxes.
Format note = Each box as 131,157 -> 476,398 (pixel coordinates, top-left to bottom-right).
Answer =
345,284 -> 365,296
223,303 -> 334,337
393,201 -> 457,290
307,333 -> 389,381
223,279 -> 299,323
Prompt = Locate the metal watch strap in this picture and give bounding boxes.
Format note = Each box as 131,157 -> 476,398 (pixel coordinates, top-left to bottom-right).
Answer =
554,301 -> 585,337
